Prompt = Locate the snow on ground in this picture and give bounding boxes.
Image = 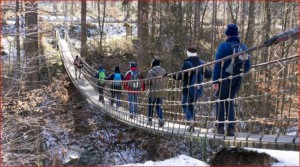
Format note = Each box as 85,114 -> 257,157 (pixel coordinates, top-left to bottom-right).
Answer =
246,148 -> 299,166
122,155 -> 208,166
122,148 -> 299,166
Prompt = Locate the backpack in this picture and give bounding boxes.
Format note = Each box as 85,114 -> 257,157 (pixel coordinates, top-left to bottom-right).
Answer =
113,73 -> 122,87
186,60 -> 203,100
74,59 -> 83,68
225,43 -> 249,75
128,70 -> 141,90
98,70 -> 106,85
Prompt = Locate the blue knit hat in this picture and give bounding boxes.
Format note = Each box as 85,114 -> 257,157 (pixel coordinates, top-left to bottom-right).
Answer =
130,62 -> 137,67
225,24 -> 238,36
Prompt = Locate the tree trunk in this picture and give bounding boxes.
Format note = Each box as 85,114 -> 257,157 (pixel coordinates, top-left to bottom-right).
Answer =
81,0 -> 88,60
185,2 -> 193,45
244,1 -> 255,47
194,1 -> 201,45
137,1 -> 149,70
71,0 -> 74,17
24,0 -> 39,91
63,1 -> 68,18
240,1 -> 246,41
151,0 -> 156,39
98,1 -> 106,56
53,2 -> 57,16
227,1 -> 237,24
199,1 -> 208,40
211,0 -> 217,60
262,1 -> 271,62
16,0 -> 21,80
97,1 -> 101,48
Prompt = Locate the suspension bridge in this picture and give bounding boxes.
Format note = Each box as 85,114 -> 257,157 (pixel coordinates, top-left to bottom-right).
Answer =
55,28 -> 299,151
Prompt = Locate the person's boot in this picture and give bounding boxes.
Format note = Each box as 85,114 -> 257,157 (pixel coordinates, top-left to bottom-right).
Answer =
227,128 -> 235,136
147,121 -> 152,126
217,126 -> 225,135
187,121 -> 195,132
159,119 -> 164,127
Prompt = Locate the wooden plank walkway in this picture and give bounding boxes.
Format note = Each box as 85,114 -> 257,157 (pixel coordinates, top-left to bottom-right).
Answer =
58,38 -> 299,151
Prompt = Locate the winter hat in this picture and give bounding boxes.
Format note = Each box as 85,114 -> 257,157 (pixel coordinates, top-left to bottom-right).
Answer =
130,62 -> 137,67
98,66 -> 103,71
114,65 -> 120,72
151,58 -> 160,67
187,47 -> 197,57
225,24 -> 238,36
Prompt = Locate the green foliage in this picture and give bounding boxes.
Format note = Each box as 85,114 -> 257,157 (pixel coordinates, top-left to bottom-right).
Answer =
35,160 -> 44,166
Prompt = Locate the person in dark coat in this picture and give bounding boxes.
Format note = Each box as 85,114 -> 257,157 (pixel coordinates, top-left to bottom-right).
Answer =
213,24 -> 251,136
171,47 -> 212,132
107,66 -> 124,108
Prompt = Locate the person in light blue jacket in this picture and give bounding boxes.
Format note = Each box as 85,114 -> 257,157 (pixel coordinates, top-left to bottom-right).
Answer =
213,24 -> 251,136
107,66 -> 124,108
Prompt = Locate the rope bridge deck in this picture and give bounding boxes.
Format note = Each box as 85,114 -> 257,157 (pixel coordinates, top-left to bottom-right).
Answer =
56,29 -> 299,151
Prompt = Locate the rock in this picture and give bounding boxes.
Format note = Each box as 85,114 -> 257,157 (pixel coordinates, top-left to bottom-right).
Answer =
209,147 -> 279,166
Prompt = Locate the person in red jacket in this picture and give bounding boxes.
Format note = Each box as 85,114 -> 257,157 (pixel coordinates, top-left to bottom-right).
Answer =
124,62 -> 145,118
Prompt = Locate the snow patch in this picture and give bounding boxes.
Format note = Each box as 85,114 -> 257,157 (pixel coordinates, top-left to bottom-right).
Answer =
122,154 -> 208,166
245,147 -> 299,166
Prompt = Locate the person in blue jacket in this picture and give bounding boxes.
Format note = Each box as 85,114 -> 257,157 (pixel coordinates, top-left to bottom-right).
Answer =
172,47 -> 212,132
107,66 -> 124,108
213,24 -> 251,136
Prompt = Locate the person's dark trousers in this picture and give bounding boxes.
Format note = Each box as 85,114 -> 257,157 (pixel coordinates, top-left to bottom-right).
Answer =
182,93 -> 196,121
111,91 -> 121,107
98,82 -> 105,103
216,76 -> 242,130
148,97 -> 163,122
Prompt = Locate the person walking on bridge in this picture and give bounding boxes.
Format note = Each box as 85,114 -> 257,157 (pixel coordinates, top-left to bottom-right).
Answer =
171,47 -> 212,132
94,66 -> 108,103
107,66 -> 124,108
73,55 -> 83,79
146,58 -> 168,127
124,62 -> 145,118
213,24 -> 251,136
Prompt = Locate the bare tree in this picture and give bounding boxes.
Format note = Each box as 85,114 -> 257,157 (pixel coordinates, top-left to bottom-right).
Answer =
97,1 -> 107,56
211,0 -> 217,59
244,1 -> 255,47
194,1 -> 201,44
81,0 -> 88,60
227,1 -> 237,24
151,0 -> 157,39
137,1 -> 149,69
199,1 -> 209,40
24,0 -> 39,91
15,0 -> 21,80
